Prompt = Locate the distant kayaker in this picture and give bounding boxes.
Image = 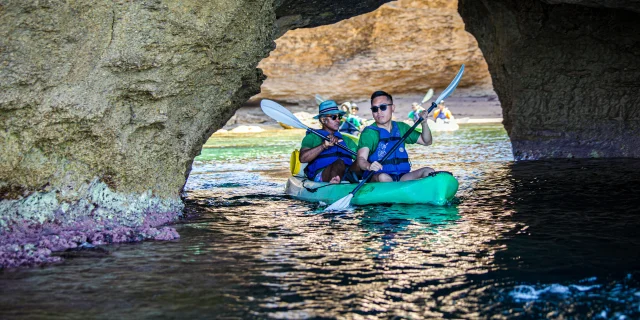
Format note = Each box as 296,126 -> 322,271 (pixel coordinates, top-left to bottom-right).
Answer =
300,100 -> 362,184
357,91 -> 435,182
350,104 -> 364,128
339,103 -> 362,135
407,102 -> 425,123
340,102 -> 351,114
433,101 -> 453,122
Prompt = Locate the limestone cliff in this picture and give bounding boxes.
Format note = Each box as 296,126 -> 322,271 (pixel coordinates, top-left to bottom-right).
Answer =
255,0 -> 493,104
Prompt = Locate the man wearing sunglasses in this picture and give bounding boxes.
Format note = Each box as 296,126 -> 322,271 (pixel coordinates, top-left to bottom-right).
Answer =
299,100 -> 362,184
356,91 -> 435,182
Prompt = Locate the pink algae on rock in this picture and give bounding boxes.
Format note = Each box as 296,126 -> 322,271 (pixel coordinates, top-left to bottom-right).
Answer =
0,211 -> 181,269
0,180 -> 185,268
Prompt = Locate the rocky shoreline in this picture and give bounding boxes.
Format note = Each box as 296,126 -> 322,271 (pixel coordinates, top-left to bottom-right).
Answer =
0,180 -> 181,268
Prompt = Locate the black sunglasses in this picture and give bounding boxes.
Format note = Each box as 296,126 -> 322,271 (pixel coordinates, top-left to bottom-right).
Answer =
370,104 -> 391,113
323,114 -> 342,121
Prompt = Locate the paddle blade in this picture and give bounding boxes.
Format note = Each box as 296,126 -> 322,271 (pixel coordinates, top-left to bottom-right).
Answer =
325,194 -> 353,211
261,99 -> 308,130
315,94 -> 326,105
421,88 -> 434,103
434,64 -> 465,104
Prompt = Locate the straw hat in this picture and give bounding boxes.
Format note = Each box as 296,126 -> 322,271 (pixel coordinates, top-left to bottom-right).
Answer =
313,100 -> 347,119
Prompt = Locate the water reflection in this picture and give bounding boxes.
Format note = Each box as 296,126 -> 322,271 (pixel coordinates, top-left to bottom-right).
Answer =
2,126 -> 639,319
475,159 -> 640,318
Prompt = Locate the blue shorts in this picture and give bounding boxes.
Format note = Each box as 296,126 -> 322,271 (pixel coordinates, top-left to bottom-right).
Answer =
314,170 -> 324,182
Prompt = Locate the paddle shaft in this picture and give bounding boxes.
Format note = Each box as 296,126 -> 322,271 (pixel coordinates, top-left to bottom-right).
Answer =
306,127 -> 357,157
340,117 -> 359,131
349,112 -> 432,195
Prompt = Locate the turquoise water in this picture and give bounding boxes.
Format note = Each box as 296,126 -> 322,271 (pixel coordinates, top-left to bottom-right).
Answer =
2,124 -> 640,319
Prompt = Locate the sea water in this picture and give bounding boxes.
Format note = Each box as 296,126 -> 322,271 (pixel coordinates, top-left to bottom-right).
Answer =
1,124 -> 639,319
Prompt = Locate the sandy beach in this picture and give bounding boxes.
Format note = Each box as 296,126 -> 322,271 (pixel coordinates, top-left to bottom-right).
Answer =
223,88 -> 503,132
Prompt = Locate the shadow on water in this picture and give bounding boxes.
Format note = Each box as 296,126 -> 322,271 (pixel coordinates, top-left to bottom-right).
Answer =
473,159 -> 640,319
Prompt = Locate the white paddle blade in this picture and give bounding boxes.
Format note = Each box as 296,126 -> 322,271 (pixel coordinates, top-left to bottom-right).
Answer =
315,94 -> 326,105
421,88 -> 434,103
260,99 -> 308,130
325,194 -> 353,211
434,64 -> 465,104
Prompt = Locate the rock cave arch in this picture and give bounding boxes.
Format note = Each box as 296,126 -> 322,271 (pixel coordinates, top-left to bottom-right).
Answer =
1,0 -> 639,266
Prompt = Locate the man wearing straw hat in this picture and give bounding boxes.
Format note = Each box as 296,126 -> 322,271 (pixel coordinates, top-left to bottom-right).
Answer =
299,100 -> 362,184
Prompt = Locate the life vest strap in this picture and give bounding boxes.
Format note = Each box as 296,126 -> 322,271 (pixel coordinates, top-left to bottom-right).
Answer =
380,158 -> 409,166
315,151 -> 352,160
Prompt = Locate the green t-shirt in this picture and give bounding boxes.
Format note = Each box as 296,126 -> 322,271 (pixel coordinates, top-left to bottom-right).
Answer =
358,121 -> 421,157
300,132 -> 358,158
346,115 -> 361,128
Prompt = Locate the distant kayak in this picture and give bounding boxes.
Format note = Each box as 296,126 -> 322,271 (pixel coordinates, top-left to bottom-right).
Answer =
341,132 -> 359,145
278,122 -> 295,129
278,111 -> 320,129
404,119 -> 461,133
285,172 -> 458,206
426,118 -> 459,132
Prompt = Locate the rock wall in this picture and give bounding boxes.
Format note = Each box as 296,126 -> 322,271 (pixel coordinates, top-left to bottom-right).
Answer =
459,0 -> 640,159
255,0 -> 493,104
0,0 -> 390,267
0,0 -> 275,266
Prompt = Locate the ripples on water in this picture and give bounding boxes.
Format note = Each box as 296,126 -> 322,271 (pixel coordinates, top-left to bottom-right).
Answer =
1,124 -> 640,319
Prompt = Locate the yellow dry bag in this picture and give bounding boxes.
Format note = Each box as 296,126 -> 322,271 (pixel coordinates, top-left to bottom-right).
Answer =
290,149 -> 301,176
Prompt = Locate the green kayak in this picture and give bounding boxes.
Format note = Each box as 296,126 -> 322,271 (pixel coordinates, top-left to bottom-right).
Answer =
285,171 -> 458,206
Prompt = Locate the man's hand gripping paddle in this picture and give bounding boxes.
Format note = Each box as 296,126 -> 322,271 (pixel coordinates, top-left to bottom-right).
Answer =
325,64 -> 465,211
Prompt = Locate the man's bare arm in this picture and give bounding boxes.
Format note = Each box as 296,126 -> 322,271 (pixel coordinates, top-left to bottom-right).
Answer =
356,147 -> 371,171
416,111 -> 433,146
299,135 -> 339,163
299,145 -> 326,163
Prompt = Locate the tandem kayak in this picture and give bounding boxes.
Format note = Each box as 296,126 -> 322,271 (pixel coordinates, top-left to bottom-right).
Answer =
285,171 -> 459,206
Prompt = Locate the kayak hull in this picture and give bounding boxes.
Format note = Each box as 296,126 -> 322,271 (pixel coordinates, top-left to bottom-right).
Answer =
285,171 -> 458,206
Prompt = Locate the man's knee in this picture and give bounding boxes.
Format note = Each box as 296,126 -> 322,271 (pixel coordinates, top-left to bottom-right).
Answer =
421,167 -> 435,177
373,173 -> 392,182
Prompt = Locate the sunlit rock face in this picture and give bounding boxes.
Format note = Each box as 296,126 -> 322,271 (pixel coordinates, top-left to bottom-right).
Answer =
255,0 -> 493,104
1,1 -> 274,201
459,0 -> 640,159
0,0 -> 389,266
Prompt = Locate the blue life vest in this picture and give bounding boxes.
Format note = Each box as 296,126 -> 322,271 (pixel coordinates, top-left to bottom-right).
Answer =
365,122 -> 411,175
435,109 -> 448,120
304,130 -> 354,179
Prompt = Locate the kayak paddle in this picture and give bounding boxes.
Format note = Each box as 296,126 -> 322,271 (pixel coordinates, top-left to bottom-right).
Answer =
339,117 -> 360,132
314,94 -> 326,105
421,88 -> 434,104
325,64 -> 465,211
260,99 -> 357,157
